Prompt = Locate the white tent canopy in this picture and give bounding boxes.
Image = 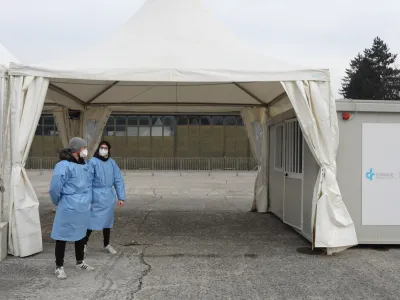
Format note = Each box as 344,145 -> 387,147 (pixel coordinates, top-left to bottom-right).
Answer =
6,0 -> 357,257
10,0 -> 326,114
0,42 -> 18,69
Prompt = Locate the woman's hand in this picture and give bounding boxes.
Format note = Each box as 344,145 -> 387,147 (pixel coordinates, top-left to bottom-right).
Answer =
118,200 -> 125,208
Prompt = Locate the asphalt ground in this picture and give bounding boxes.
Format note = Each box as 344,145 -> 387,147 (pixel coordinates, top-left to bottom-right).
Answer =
1,171 -> 400,300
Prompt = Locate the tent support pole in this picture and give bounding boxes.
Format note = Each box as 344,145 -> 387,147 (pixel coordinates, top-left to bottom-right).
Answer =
233,83 -> 267,106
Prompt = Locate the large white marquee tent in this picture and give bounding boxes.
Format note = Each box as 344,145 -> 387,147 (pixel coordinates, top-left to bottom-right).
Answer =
3,0 -> 357,257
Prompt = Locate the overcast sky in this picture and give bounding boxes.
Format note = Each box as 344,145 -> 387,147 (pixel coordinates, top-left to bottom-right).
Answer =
0,0 -> 399,98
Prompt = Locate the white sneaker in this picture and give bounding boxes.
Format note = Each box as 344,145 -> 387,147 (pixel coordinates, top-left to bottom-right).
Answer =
76,261 -> 95,271
104,245 -> 117,255
55,267 -> 67,280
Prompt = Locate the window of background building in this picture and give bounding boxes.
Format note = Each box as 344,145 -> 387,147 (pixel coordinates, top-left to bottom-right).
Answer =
152,116 -> 163,126
163,116 -> 174,126
35,115 -> 244,137
127,116 -> 138,136
236,116 -> 244,126
200,116 -> 211,125
105,116 -> 115,136
223,116 -> 236,126
177,116 -> 188,125
139,116 -> 151,126
104,115 -> 177,137
137,116 -> 150,136
163,116 -> 174,136
102,115 -> 244,137
211,116 -> 223,126
152,116 -> 163,136
115,115 -> 126,136
189,116 -> 199,125
35,115 -> 58,136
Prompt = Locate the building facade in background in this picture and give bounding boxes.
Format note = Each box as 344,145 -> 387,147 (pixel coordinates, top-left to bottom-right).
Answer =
30,114 -> 251,159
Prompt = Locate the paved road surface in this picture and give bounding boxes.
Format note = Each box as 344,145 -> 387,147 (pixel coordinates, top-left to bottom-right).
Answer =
1,171 -> 400,300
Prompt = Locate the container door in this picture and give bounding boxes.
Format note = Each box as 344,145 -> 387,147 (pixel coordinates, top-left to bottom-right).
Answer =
283,119 -> 304,231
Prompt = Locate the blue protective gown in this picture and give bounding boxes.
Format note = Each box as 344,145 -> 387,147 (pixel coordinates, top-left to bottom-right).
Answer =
50,159 -> 91,242
88,157 -> 125,230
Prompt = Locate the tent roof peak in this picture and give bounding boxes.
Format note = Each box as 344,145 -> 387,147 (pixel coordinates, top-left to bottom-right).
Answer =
0,41 -> 19,68
9,0 -> 329,82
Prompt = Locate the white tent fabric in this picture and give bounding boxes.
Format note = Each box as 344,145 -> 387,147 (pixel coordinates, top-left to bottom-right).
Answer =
241,108 -> 269,212
0,70 -> 8,223
0,43 -> 18,69
9,0 -> 328,117
8,76 -> 48,256
282,81 -> 357,250
0,43 -> 18,224
9,0 -> 326,83
5,0 -> 358,255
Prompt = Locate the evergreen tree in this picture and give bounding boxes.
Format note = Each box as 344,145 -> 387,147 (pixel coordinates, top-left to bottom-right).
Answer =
340,37 -> 400,100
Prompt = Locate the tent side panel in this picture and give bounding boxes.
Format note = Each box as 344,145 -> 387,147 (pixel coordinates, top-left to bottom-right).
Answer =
302,135 -> 319,241
8,76 -> 48,257
282,81 -> 357,250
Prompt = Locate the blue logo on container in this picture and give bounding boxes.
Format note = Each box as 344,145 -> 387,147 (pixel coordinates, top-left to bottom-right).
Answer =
366,168 -> 375,181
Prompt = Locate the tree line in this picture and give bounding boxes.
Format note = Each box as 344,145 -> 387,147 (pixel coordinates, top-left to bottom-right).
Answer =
340,37 -> 400,100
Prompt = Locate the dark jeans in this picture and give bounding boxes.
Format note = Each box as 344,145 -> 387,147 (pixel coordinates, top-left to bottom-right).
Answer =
55,238 -> 85,267
85,228 -> 111,247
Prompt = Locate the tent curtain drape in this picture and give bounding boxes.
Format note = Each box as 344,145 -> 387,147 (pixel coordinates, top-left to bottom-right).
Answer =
53,107 -> 82,148
8,75 -> 48,257
1,73 -> 12,226
53,106 -> 111,156
241,107 -> 269,212
0,73 -> 9,223
82,106 -> 111,157
282,80 -> 358,252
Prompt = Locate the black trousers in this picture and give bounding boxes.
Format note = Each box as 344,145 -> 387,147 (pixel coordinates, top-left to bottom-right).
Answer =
55,238 -> 85,267
85,228 -> 111,247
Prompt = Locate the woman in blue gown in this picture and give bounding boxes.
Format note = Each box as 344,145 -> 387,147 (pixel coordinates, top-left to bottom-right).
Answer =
85,141 -> 126,255
49,137 -> 94,280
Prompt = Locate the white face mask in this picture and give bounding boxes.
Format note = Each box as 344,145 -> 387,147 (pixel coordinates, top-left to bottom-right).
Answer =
99,148 -> 108,157
80,149 -> 88,158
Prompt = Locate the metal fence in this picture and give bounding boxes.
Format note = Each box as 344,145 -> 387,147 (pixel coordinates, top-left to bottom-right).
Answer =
25,157 -> 258,172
